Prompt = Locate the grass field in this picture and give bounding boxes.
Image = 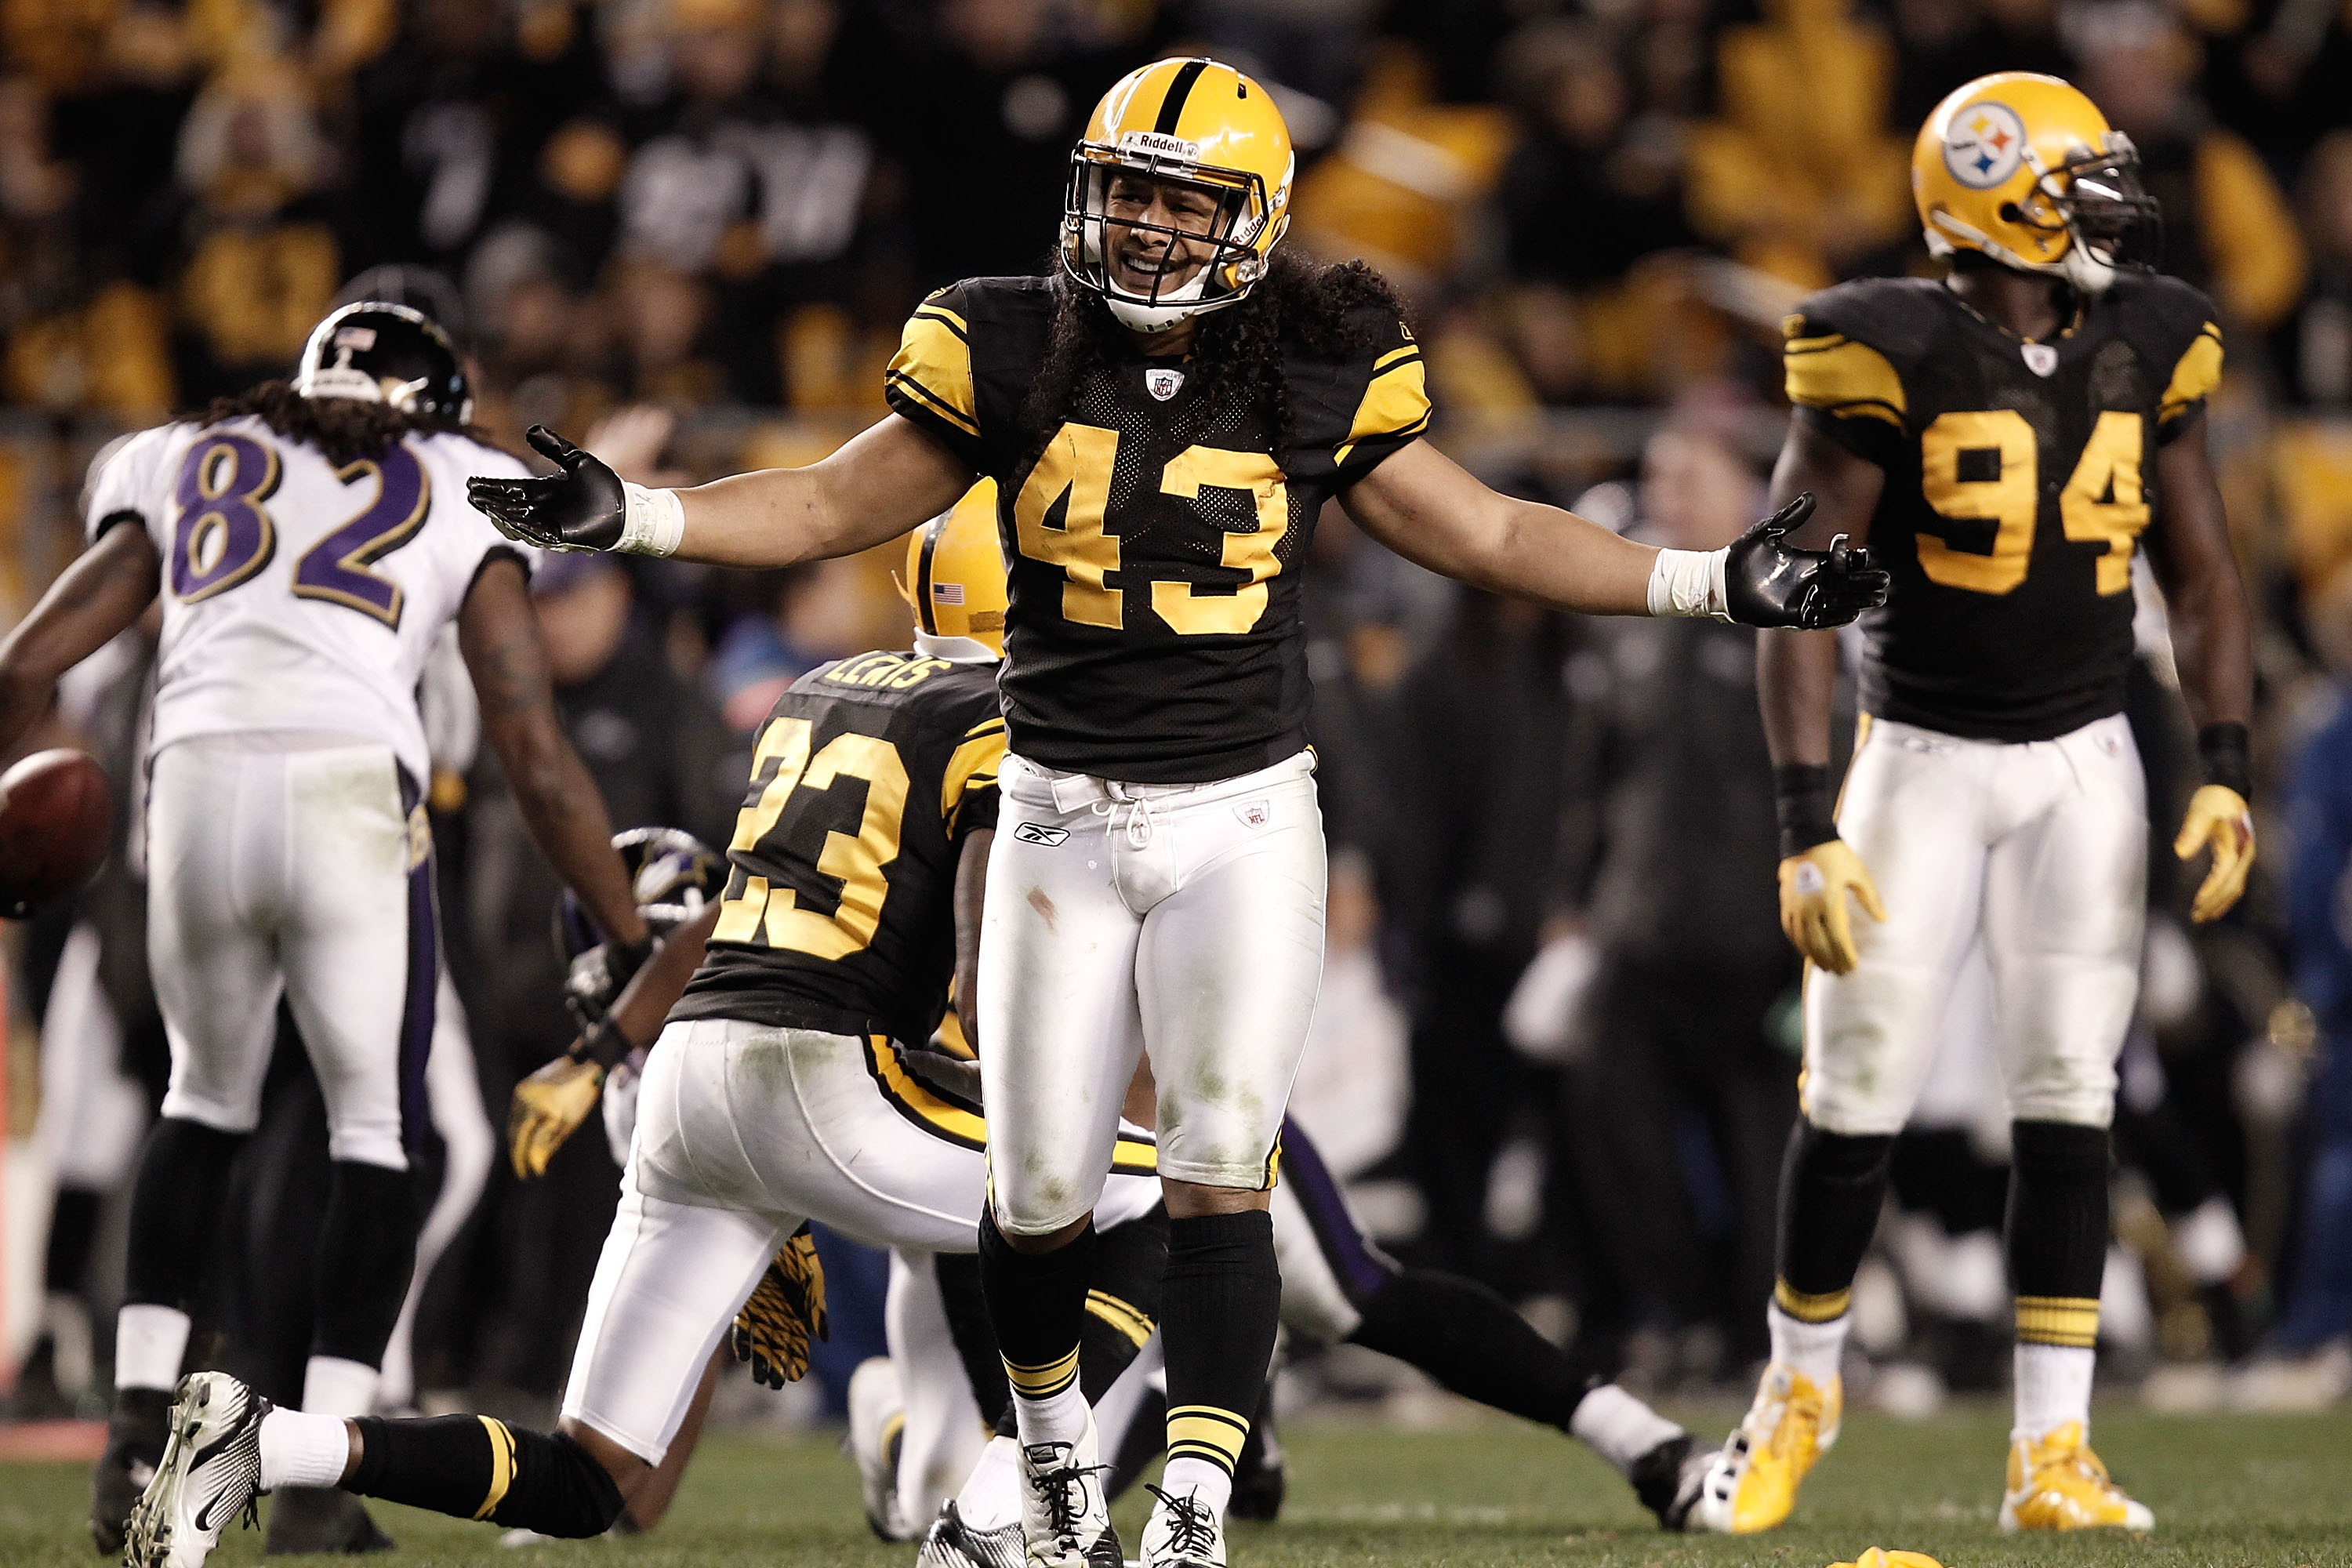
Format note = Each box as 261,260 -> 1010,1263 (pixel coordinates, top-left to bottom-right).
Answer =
1,1406 -> 2347,1566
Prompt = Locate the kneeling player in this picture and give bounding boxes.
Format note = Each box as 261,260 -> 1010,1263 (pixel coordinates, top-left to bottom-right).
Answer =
119,499 -> 1163,1568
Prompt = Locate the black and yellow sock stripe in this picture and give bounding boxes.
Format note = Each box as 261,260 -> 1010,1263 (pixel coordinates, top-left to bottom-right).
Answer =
1004,1345 -> 1082,1402
472,1416 -> 518,1520
2014,1295 -> 2100,1349
1773,1279 -> 1853,1323
1165,1404 -> 1250,1475
1085,1289 -> 1156,1349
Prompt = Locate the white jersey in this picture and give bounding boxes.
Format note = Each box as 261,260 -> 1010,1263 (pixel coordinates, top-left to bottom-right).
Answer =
85,416 -> 530,782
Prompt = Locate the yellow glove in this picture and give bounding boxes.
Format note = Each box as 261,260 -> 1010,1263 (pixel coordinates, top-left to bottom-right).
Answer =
1829,1552 -> 1943,1568
2174,783 -> 2255,924
1778,838 -> 1886,975
732,1225 -> 829,1388
507,1056 -> 606,1179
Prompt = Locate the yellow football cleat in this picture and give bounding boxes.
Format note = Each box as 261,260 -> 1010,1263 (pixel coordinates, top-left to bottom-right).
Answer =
1998,1421 -> 2155,1532
1690,1364 -> 1842,1534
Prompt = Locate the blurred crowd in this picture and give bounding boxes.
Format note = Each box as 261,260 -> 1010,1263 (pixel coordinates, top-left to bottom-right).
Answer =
5,0 -> 2352,1426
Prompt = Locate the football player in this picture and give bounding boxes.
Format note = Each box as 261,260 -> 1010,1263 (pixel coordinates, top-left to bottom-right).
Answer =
114,500 -> 1170,1568
465,56 -> 1885,1568
1691,73 -> 2256,1535
0,302 -> 652,1556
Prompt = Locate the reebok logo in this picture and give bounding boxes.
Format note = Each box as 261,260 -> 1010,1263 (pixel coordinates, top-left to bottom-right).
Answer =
1013,822 -> 1070,846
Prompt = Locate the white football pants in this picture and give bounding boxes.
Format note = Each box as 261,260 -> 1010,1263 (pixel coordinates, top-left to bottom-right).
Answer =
146,737 -> 434,1171
980,751 -> 1327,1233
1803,713 -> 2147,1136
564,1018 -> 1162,1463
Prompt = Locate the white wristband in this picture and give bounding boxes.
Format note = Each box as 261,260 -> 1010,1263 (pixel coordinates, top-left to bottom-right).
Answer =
616,482 -> 685,557
1645,546 -> 1730,622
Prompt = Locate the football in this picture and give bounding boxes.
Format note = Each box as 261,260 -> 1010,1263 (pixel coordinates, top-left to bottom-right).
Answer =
0,748 -> 112,917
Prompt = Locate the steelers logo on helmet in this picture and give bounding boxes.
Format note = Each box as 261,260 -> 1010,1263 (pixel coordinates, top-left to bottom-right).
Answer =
1943,100 -> 2027,190
1911,72 -> 2161,295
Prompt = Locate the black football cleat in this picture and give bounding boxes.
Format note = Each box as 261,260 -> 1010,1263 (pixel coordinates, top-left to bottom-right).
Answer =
264,1486 -> 396,1555
92,1386 -> 172,1555
1628,1432 -> 1711,1530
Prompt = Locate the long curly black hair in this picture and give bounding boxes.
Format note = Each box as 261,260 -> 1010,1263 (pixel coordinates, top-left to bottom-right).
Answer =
1021,249 -> 1409,468
200,381 -> 482,467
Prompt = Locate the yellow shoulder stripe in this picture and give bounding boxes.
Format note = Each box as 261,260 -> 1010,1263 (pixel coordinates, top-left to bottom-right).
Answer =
887,309 -> 979,438
1784,332 -> 1905,430
2161,321 -> 2223,423
941,725 -> 1007,831
1334,349 -> 1431,468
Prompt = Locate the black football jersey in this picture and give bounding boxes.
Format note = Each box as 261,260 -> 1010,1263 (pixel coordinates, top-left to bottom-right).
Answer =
884,275 -> 1430,782
671,651 -> 1004,1048
1785,272 -> 2223,742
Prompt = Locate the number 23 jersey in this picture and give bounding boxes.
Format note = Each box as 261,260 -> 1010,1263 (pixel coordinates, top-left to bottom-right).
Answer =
83,416 -> 528,781
1785,272 -> 2223,742
673,651 -> 1004,1052
884,274 -> 1431,783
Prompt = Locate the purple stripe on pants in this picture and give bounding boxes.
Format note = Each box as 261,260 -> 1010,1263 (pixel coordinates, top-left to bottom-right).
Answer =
1277,1115 -> 1398,1305
395,766 -> 437,1155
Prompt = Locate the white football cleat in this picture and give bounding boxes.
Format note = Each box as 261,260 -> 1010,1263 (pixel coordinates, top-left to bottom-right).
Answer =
122,1371 -> 268,1568
1140,1483 -> 1225,1568
916,1499 -> 1028,1568
848,1357 -> 910,1541
1017,1414 -> 1119,1568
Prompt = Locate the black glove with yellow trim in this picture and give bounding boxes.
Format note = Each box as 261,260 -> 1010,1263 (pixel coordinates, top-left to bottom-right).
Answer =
731,1225 -> 829,1388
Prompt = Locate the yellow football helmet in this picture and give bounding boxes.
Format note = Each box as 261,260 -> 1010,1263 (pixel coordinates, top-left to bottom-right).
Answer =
1062,56 -> 1294,332
904,481 -> 1007,658
1911,72 -> 2159,293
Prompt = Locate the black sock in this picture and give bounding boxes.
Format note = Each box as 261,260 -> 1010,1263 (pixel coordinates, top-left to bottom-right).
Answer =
984,1206 -> 1173,1438
347,1416 -> 622,1537
1081,1206 -> 1167,1404
2007,1120 -> 2110,1347
1351,1269 -> 1607,1432
933,1254 -> 1011,1430
124,1119 -> 247,1309
1160,1210 -> 1280,1482
1773,1120 -> 1893,1322
46,1187 -> 103,1298
312,1162 -> 419,1367
978,1210 -> 1096,1404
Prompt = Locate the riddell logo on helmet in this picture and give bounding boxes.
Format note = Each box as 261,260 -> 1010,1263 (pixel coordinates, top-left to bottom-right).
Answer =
1944,102 -> 2027,189
1117,131 -> 1201,163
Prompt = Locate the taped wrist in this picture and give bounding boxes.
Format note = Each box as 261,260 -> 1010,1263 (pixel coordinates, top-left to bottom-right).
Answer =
616,483 -> 684,557
1645,546 -> 1730,620
1774,764 -> 1839,860
570,1016 -> 633,1074
2196,721 -> 2250,800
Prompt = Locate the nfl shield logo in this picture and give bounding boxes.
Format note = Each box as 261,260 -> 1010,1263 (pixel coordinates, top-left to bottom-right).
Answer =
1145,368 -> 1185,401
2021,343 -> 2058,378
1236,800 -> 1269,829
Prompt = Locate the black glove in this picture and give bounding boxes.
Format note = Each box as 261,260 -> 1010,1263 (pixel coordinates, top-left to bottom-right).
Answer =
466,426 -> 626,551
1722,493 -> 1890,630
564,934 -> 655,1032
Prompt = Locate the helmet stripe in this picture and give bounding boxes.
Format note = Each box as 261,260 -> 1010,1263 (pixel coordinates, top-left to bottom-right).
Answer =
1155,58 -> 1210,135
916,516 -> 943,636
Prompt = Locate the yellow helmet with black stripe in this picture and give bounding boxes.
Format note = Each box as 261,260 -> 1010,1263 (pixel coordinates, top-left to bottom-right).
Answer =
1062,56 -> 1294,332
904,481 -> 1007,659
1912,72 -> 2159,293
